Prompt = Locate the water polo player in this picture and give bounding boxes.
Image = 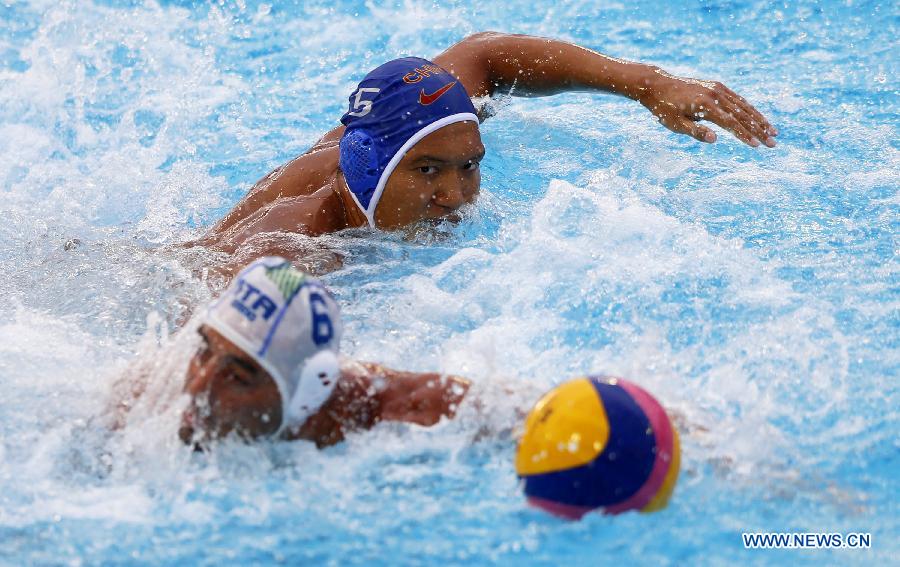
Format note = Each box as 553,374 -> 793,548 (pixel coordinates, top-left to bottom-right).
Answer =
173,257 -> 470,448
200,31 -> 777,256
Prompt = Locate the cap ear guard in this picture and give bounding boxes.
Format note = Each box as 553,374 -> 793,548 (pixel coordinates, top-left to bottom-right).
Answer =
339,129 -> 380,212
282,349 -> 341,433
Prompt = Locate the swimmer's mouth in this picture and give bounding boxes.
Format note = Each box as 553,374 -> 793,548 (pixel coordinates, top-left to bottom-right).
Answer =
179,409 -> 209,452
428,211 -> 463,225
406,210 -> 467,238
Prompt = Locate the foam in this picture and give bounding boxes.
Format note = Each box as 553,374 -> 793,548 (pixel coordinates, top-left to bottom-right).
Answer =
0,0 -> 895,562
335,178 -> 853,482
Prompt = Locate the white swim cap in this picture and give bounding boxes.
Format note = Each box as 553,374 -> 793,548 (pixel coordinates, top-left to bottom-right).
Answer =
204,257 -> 343,435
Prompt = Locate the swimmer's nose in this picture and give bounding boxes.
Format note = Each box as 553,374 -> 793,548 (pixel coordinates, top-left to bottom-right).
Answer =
432,177 -> 467,210
178,411 -> 195,444
185,357 -> 218,396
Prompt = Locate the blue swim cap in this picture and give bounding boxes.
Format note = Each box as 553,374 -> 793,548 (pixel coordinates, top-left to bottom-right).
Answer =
339,57 -> 479,227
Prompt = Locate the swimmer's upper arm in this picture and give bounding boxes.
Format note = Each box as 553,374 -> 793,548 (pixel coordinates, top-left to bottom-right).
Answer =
433,32 -> 502,99
435,31 -> 571,100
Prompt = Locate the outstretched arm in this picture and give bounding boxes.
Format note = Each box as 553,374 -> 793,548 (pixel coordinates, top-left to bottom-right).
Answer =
292,360 -> 470,447
350,361 -> 471,426
434,32 -> 777,147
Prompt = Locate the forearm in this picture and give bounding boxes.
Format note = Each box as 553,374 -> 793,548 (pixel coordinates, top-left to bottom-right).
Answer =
444,32 -> 659,100
345,360 -> 470,426
439,32 -> 776,147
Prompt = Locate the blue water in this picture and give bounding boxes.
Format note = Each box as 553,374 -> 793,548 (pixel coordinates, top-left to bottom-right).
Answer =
1,0 -> 897,564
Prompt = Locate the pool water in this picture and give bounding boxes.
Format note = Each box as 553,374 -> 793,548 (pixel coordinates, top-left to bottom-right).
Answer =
0,0 -> 897,564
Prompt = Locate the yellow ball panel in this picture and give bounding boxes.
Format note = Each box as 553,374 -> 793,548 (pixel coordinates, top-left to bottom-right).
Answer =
515,378 -> 610,476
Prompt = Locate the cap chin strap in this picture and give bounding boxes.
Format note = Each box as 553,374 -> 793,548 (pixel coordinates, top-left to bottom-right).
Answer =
278,350 -> 341,436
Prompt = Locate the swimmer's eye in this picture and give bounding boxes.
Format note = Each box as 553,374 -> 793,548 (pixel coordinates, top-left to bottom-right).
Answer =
229,372 -> 253,387
196,336 -> 212,361
463,160 -> 480,171
418,165 -> 439,175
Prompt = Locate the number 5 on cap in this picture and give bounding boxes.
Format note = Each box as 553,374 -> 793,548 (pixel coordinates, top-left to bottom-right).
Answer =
347,87 -> 380,117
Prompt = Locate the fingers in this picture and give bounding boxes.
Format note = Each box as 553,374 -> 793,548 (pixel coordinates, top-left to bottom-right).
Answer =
720,84 -> 777,135
652,80 -> 780,148
664,116 -> 717,144
705,104 -> 764,147
718,98 -> 774,147
723,96 -> 776,145
695,85 -> 773,147
717,84 -> 778,139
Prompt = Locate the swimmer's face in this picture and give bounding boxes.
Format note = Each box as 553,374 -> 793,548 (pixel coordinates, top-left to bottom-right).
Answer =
179,325 -> 282,445
375,120 -> 484,229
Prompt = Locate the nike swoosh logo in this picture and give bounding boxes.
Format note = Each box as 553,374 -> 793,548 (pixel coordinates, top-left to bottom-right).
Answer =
419,81 -> 457,105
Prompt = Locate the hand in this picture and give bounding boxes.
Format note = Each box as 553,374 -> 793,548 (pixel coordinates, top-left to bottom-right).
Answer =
637,69 -> 778,148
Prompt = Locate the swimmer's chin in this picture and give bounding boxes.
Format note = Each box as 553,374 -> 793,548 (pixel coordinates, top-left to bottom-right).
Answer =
178,423 -> 209,452
179,415 -> 275,449
435,211 -> 464,225
402,212 -> 468,242
179,411 -> 221,450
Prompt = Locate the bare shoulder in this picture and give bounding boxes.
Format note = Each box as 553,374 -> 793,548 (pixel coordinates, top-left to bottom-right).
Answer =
255,125 -> 346,201
204,127 -> 346,241
210,180 -> 348,254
